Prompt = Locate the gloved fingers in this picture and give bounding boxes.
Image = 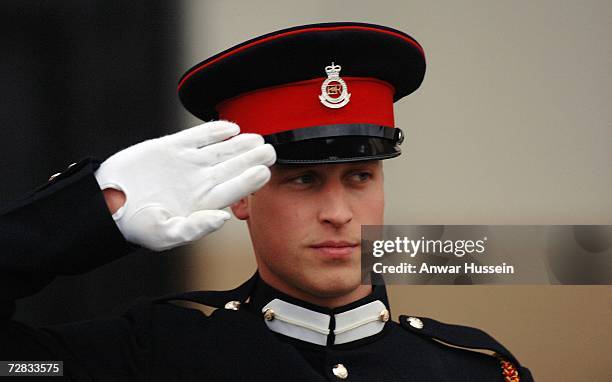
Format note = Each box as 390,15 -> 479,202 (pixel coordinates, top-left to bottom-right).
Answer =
209,144 -> 276,185
201,165 -> 271,209
190,133 -> 265,166
159,209 -> 231,250
121,207 -> 230,251
172,121 -> 240,149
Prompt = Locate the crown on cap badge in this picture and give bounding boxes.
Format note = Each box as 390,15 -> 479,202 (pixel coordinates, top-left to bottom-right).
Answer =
319,62 -> 351,109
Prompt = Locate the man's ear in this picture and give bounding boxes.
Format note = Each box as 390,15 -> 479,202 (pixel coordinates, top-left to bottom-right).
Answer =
231,197 -> 250,220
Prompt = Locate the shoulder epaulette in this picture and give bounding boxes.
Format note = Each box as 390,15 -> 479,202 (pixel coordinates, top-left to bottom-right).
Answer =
399,315 -> 533,382
153,273 -> 258,309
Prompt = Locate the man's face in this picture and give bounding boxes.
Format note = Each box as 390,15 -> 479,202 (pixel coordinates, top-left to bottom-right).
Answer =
232,161 -> 384,301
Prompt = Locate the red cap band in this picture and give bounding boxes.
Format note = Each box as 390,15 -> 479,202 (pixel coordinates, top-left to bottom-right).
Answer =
216,77 -> 395,136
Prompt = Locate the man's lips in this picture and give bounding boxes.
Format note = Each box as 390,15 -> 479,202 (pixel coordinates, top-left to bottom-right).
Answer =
309,241 -> 359,258
310,241 -> 359,248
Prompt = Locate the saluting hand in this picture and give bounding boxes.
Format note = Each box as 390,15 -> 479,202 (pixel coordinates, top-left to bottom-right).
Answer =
94,121 -> 275,251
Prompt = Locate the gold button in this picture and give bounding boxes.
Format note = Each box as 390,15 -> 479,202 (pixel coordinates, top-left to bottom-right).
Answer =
407,316 -> 424,329
48,172 -> 61,181
332,363 -> 348,379
224,301 -> 241,310
379,309 -> 390,322
263,308 -> 275,321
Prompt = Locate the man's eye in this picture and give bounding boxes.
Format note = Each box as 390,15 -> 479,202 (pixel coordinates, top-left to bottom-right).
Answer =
350,172 -> 372,182
293,174 -> 315,184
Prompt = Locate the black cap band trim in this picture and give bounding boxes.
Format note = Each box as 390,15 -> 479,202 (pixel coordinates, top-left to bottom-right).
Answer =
264,124 -> 402,145
273,135 -> 402,164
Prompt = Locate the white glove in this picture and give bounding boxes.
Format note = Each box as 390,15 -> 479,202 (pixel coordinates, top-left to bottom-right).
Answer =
94,121 -> 275,251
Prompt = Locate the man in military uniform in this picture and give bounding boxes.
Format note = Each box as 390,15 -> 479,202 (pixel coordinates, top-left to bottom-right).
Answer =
0,23 -> 533,381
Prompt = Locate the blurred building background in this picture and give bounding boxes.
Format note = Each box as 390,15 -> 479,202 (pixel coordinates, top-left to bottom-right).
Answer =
1,1 -> 611,381
0,1 -> 186,323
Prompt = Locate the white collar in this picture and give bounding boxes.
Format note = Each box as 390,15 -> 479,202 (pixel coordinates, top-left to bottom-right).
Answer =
261,298 -> 389,346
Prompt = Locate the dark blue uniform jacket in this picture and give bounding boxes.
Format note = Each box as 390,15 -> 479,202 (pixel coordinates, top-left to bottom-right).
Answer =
0,159 -> 534,381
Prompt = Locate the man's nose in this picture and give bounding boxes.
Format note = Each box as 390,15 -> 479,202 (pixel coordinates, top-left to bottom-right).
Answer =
316,181 -> 353,227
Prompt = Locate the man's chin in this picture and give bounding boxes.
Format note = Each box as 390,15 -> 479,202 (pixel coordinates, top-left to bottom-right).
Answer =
301,268 -> 364,299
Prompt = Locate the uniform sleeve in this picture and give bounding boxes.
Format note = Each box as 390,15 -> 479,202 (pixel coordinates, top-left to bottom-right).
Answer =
0,158 -> 135,308
0,158 -> 136,362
